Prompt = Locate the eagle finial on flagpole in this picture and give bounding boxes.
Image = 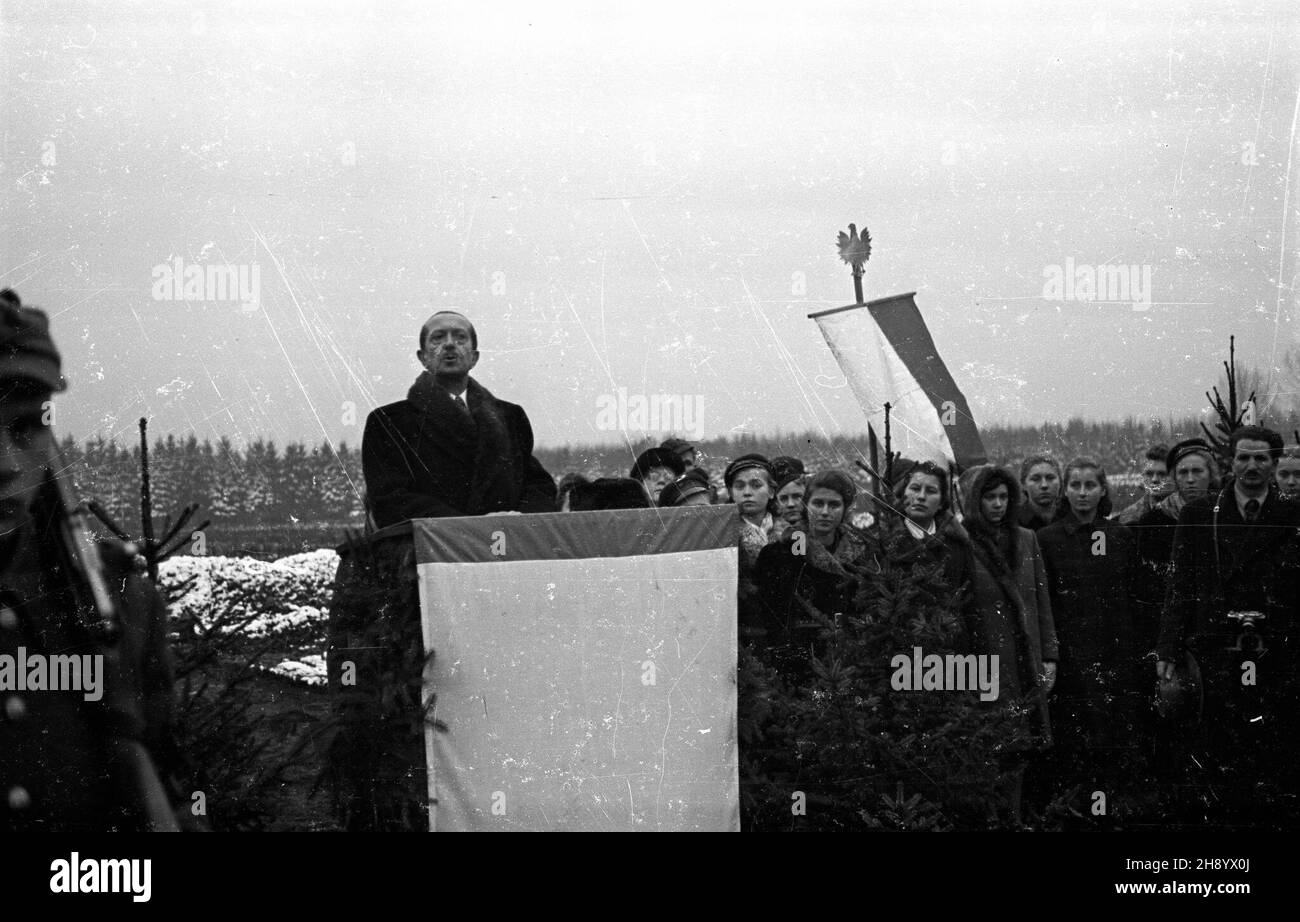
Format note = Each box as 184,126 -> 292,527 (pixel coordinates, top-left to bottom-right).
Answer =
837,222 -> 872,304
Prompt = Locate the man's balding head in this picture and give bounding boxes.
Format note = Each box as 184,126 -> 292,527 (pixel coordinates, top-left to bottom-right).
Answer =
417,311 -> 480,385
419,311 -> 477,351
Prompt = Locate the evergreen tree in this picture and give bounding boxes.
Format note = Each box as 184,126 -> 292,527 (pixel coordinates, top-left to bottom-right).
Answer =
211,437 -> 248,521
178,434 -> 213,515
244,439 -> 279,523
740,525 -> 1026,831
279,442 -> 314,522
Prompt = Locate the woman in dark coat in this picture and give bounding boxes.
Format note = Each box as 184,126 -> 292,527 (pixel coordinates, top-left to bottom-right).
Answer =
882,461 -> 977,651
1018,455 -> 1066,532
960,464 -> 1059,824
730,454 -> 782,648
961,466 -> 1058,726
750,469 -> 873,678
1037,458 -> 1146,807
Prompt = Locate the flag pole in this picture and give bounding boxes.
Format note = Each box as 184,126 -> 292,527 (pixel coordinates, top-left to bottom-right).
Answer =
883,401 -> 894,489
868,424 -> 881,499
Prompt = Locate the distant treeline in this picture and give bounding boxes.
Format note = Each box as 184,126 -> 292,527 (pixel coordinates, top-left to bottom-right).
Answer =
62,414 -> 1300,531
62,434 -> 367,528
537,415 -> 1265,480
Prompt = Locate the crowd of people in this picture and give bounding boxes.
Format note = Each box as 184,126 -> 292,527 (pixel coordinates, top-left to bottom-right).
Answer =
359,310 -> 1300,830
7,286 -> 1296,832
575,433 -> 1298,828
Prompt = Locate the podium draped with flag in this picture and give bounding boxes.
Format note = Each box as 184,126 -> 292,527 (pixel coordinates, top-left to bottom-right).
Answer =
413,506 -> 740,831
810,292 -> 987,468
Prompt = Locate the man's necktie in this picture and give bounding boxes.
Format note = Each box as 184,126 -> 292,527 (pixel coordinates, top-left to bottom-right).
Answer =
1244,498 -> 1260,523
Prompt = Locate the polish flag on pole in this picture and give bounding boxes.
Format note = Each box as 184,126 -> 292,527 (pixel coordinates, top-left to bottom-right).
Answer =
810,292 -> 987,469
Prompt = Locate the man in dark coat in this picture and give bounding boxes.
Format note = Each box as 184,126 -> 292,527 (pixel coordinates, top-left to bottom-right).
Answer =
1114,443 -> 1171,525
0,289 -> 180,831
1156,425 -> 1300,827
362,312 -> 556,527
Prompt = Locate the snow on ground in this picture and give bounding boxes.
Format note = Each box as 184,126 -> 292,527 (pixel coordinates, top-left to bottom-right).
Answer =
160,549 -> 338,686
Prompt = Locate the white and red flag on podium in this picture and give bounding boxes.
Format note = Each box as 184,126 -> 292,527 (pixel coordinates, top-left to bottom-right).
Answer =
414,506 -> 740,831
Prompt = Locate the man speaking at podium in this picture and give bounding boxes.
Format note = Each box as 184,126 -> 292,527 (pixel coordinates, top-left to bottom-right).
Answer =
362,311 -> 556,527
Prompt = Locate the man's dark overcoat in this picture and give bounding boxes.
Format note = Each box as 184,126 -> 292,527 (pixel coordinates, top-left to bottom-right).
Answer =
362,372 -> 556,527
1157,484 -> 1300,812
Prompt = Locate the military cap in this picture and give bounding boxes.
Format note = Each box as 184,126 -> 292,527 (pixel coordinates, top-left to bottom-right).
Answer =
1165,438 -> 1214,474
723,453 -> 773,489
0,289 -> 66,392
657,477 -> 709,508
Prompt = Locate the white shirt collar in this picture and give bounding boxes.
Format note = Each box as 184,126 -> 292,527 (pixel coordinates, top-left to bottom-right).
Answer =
1234,483 -> 1266,517
905,518 -> 937,540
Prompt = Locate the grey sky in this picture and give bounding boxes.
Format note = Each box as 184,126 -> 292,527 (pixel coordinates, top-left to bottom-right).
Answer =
3,0 -> 1297,452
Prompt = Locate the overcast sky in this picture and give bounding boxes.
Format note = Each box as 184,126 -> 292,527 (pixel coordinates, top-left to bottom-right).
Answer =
2,0 -> 1297,454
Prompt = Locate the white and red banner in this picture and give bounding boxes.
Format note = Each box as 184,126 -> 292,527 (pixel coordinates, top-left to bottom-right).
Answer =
811,293 -> 987,468
414,506 -> 740,831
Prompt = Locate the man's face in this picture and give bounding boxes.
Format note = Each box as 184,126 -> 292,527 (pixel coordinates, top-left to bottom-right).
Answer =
418,314 -> 479,380
679,450 -> 696,470
1174,453 -> 1212,497
641,467 -> 676,503
1024,463 -> 1060,509
1232,439 -> 1276,492
0,389 -> 52,544
1141,459 -> 1168,493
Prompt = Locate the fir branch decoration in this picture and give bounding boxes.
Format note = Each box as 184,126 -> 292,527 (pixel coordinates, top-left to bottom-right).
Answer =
320,529 -> 445,831
1199,336 -> 1259,464
739,524 -> 1036,831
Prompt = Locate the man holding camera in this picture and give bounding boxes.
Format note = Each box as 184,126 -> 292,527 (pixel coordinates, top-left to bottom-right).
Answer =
1156,425 -> 1300,827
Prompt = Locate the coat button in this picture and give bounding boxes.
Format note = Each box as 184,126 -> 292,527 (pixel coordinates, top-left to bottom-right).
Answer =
7,786 -> 31,811
3,696 -> 24,721
0,607 -> 17,630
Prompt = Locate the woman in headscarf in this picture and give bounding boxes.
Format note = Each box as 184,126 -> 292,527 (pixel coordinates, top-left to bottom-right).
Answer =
749,469 -> 873,677
960,464 -> 1058,824
1036,458 -> 1146,813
